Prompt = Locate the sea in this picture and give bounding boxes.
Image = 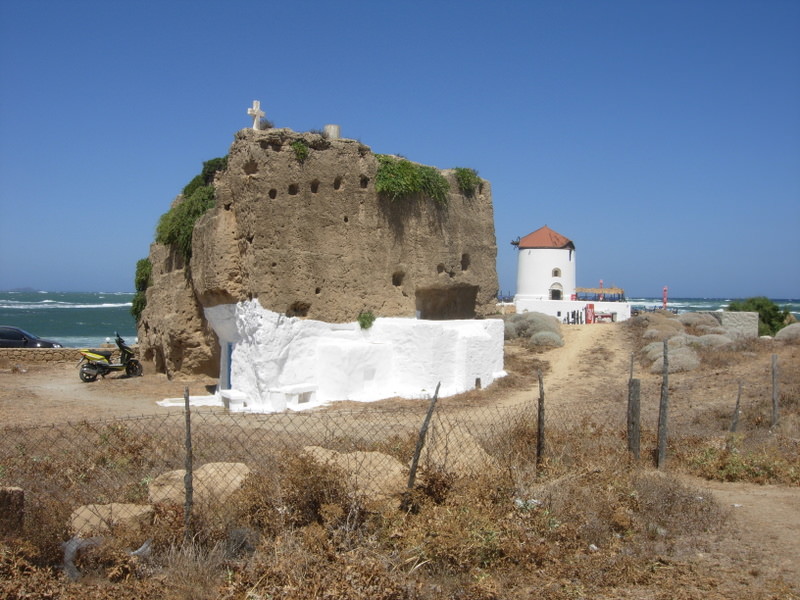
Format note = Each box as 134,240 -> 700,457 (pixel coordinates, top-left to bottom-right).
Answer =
0,291 -> 137,348
1,291 -> 798,349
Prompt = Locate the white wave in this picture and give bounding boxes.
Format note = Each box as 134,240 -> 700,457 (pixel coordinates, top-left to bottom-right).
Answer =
0,301 -> 132,309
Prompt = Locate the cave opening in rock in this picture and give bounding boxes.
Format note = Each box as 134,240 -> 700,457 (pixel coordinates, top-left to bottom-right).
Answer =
414,286 -> 478,320
286,301 -> 311,317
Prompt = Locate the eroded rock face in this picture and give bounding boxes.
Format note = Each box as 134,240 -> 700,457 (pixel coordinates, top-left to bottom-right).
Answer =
139,128 -> 499,377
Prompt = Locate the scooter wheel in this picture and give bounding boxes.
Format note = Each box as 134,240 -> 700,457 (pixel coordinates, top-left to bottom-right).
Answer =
80,367 -> 98,383
126,360 -> 143,377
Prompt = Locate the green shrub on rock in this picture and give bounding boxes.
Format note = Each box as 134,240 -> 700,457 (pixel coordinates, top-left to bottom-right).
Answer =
727,297 -> 791,336
454,167 -> 481,197
375,155 -> 450,206
156,185 -> 215,260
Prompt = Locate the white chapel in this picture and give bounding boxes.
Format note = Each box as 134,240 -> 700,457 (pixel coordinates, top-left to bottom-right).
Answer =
513,225 -> 631,322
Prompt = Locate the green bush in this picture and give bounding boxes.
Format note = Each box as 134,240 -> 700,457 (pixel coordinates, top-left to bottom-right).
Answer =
131,258 -> 152,323
454,167 -> 481,197
418,165 -> 450,205
357,310 -> 376,330
134,258 -> 152,292
727,296 -> 790,336
155,185 -> 215,260
182,174 -> 205,198
291,140 -> 309,163
201,156 -> 228,184
375,155 -> 450,206
131,291 -> 147,323
153,156 -> 227,261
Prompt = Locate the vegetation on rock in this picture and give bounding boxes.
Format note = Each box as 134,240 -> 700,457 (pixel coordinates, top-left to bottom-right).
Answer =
454,167 -> 481,197
357,309 -> 376,330
727,296 -> 791,336
375,154 -> 450,206
131,258 -> 152,323
291,140 -> 309,163
155,157 -> 227,261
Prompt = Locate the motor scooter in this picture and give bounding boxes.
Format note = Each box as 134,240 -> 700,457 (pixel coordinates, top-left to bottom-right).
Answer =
78,333 -> 143,382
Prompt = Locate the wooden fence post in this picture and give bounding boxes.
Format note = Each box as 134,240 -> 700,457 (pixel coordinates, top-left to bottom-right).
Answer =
405,382 -> 441,494
536,369 -> 545,468
0,487 -> 24,537
730,381 -> 742,433
771,354 -> 779,428
627,378 -> 641,460
656,341 -> 669,469
183,386 -> 194,543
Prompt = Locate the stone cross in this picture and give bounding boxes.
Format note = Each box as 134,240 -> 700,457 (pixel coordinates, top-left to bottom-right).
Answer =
247,100 -> 264,130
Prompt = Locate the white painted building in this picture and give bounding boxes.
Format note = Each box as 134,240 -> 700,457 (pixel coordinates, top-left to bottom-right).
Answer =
513,225 -> 631,322
204,300 -> 505,413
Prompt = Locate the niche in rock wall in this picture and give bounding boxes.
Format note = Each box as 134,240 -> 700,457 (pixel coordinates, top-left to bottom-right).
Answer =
243,160 -> 258,175
286,301 -> 310,317
415,286 -> 478,320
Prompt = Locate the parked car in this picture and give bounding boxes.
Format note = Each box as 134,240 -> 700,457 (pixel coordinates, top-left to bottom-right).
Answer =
0,326 -> 63,348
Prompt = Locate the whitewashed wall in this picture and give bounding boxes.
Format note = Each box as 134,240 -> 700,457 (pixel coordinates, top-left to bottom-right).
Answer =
204,300 -> 505,412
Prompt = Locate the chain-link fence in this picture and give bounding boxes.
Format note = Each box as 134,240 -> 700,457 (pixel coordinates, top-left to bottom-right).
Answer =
1,348 -> 792,562
1,395 -> 556,544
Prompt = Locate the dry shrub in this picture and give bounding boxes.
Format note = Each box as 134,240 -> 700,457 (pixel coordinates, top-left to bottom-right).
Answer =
230,453 -> 361,534
694,335 -> 767,369
503,312 -> 562,343
160,541 -> 227,600
530,330 -> 564,348
676,435 -> 800,485
630,471 -> 726,535
225,532 -> 414,600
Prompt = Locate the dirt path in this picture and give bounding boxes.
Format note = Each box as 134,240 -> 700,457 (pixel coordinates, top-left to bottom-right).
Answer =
681,475 -> 800,588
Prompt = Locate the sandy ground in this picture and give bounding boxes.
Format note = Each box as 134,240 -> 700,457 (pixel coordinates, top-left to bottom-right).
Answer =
1,323 -> 798,589
0,362 -> 217,425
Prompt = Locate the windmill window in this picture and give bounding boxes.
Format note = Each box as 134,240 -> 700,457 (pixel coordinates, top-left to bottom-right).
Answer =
552,268 -> 561,277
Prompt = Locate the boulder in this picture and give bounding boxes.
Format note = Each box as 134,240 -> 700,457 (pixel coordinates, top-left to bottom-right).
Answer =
148,462 -> 251,506
303,446 -> 407,501
775,322 -> 800,343
423,425 -> 498,477
70,503 -> 153,536
649,346 -> 699,373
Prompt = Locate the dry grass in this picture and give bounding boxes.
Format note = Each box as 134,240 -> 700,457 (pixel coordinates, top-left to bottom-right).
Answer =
0,433 -> 776,599
1,328 -> 799,598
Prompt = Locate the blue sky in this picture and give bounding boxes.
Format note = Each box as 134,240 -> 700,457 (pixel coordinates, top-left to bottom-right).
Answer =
1,0 -> 798,299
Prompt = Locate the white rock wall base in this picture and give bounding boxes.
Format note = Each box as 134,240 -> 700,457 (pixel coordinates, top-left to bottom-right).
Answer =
204,300 -> 505,412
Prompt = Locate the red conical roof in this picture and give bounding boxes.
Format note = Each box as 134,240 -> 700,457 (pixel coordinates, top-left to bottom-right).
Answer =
517,226 -> 574,250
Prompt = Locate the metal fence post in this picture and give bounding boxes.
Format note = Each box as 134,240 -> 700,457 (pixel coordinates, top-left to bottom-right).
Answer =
183,386 -> 194,543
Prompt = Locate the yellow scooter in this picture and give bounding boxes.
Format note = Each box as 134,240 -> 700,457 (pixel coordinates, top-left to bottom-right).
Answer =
77,333 -> 143,382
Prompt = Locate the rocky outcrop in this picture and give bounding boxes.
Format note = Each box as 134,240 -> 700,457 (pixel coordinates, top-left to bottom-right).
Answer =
139,128 -> 499,377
